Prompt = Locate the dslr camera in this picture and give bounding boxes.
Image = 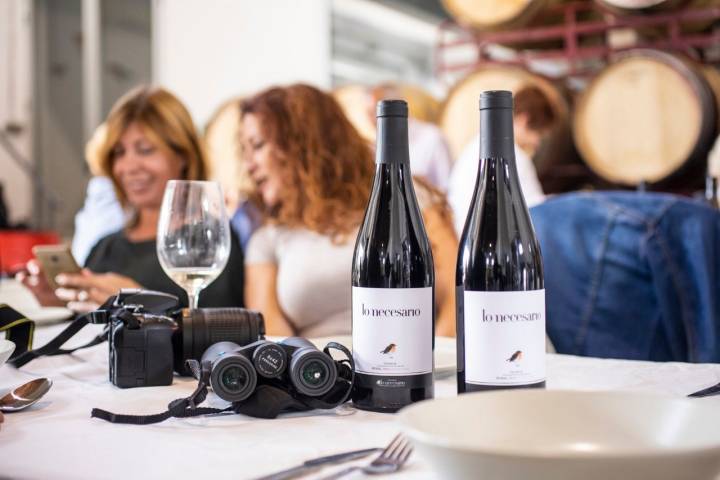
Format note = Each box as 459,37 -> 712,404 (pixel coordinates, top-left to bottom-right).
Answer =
201,337 -> 338,402
88,289 -> 265,388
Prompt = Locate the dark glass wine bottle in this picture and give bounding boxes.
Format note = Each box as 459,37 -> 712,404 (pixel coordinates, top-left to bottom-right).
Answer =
456,90 -> 546,394
351,99 -> 435,413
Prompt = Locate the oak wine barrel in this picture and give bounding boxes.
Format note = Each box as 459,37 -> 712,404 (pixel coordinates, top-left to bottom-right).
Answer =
441,0 -> 563,31
439,65 -> 569,159
597,0 -> 720,36
573,50 -> 717,191
597,0 -> 717,13
701,65 -> 720,134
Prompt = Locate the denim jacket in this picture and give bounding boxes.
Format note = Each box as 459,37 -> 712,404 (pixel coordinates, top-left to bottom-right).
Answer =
530,192 -> 720,362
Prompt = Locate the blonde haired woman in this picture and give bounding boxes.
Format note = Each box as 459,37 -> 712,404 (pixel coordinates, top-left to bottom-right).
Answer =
52,86 -> 244,308
241,84 -> 456,337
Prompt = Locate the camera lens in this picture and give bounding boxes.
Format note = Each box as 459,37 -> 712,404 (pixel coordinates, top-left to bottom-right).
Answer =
174,308 -> 266,375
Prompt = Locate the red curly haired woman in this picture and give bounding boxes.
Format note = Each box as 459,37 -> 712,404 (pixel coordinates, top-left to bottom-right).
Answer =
240,84 -> 456,338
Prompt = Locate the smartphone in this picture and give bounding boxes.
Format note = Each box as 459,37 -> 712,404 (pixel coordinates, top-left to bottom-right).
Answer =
32,245 -> 82,290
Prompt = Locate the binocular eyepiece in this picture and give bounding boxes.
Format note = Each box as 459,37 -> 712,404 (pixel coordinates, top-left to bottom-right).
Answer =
202,337 -> 338,402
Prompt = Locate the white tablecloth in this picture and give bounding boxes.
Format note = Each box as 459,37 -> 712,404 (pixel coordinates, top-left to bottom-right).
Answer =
1,322 -> 720,480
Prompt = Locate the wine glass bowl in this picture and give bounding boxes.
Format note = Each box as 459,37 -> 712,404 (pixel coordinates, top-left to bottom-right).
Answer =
157,180 -> 231,309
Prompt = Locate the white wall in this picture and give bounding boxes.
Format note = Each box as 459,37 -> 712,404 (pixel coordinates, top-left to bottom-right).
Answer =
35,0 -> 87,235
0,0 -> 331,229
0,0 -> 34,226
152,0 -> 332,127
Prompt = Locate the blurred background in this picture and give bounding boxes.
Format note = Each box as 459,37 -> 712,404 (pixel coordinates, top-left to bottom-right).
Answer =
1,0 -> 719,249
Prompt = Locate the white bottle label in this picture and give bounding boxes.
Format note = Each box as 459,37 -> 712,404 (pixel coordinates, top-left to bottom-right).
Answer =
352,286 -> 433,376
464,289 -> 546,386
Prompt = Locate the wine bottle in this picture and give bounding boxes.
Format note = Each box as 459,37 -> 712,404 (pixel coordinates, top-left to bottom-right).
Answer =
456,90 -> 546,394
351,99 -> 435,412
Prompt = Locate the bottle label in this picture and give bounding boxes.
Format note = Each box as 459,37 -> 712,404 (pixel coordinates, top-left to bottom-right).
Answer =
352,286 -> 433,376
464,290 -> 546,386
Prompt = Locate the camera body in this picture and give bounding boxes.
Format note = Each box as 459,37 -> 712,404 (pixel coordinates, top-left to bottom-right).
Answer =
201,337 -> 338,402
108,311 -> 177,388
90,289 -> 265,388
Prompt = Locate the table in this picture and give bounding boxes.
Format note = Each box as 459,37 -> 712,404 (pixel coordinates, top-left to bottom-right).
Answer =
1,322 -> 720,480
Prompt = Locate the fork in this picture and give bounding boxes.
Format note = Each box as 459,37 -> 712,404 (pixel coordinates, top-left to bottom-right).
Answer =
317,434 -> 413,479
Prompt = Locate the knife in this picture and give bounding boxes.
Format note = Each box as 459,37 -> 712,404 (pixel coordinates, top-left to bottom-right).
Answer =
254,447 -> 381,480
688,381 -> 720,398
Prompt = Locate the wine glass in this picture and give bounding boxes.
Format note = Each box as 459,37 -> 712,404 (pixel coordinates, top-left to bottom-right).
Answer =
157,180 -> 231,309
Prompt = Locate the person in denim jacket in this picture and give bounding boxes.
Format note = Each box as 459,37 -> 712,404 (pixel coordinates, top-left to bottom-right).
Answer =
530,191 -> 720,362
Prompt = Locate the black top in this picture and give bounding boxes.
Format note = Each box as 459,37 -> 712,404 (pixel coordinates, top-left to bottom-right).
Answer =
85,230 -> 245,308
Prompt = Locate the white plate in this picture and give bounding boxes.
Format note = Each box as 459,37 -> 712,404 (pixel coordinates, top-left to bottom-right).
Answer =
0,278 -> 41,309
0,339 -> 15,366
399,390 -> 720,480
23,307 -> 74,325
0,279 -> 72,324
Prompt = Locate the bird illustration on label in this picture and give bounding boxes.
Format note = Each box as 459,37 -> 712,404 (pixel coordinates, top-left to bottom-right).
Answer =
507,350 -> 523,362
380,343 -> 397,354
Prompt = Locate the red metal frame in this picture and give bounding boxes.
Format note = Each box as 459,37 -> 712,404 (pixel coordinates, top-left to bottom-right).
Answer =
435,1 -> 720,83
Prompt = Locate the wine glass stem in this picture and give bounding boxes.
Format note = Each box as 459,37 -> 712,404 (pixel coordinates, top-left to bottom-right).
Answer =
188,288 -> 201,310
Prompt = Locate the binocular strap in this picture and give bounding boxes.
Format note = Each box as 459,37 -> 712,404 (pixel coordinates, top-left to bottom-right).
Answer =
92,359 -> 232,424
91,398 -> 233,425
91,342 -> 357,425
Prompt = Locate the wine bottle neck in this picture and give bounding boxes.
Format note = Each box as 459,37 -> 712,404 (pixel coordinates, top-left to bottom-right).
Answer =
376,116 -> 409,165
480,106 -> 514,160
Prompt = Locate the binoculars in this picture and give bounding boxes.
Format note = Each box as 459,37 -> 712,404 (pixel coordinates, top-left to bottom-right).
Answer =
201,337 -> 338,402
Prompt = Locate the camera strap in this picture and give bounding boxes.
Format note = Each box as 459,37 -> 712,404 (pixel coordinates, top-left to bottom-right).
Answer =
9,313 -> 108,368
9,291 -> 176,369
91,341 -> 356,425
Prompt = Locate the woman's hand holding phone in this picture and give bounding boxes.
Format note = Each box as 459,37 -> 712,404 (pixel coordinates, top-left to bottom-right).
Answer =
15,259 -> 65,307
55,270 -> 141,308
18,245 -> 142,312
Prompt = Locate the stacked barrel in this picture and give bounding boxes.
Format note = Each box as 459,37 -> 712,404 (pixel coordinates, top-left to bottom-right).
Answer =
574,51 -> 719,190
332,1 -> 719,194
433,0 -> 720,193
